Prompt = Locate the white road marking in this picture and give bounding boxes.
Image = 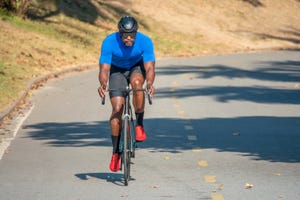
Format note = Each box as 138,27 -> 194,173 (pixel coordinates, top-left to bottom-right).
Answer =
0,104 -> 34,160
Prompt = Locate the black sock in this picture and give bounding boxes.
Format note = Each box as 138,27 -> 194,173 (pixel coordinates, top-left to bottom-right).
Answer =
111,135 -> 120,154
135,112 -> 144,127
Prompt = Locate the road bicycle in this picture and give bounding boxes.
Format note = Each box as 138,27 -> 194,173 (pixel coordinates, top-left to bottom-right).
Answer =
102,86 -> 152,186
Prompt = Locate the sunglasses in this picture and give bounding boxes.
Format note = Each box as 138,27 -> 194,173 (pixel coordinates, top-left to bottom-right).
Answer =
120,32 -> 136,39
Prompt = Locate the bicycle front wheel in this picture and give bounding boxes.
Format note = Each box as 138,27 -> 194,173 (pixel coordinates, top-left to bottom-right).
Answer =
123,116 -> 131,186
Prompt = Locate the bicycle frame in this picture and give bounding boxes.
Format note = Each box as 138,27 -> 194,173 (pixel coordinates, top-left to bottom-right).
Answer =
121,87 -> 135,185
101,86 -> 152,185
123,88 -> 136,157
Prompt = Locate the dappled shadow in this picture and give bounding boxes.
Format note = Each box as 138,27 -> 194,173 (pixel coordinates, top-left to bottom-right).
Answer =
241,0 -> 264,7
256,32 -> 300,45
28,0 -> 139,26
23,121 -> 111,147
156,85 -> 300,104
233,27 -> 300,46
155,59 -> 300,103
144,117 -> 300,163
25,116 -> 300,163
156,60 -> 300,82
156,57 -> 300,104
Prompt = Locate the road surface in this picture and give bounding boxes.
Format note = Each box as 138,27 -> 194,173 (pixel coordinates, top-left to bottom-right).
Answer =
0,51 -> 300,200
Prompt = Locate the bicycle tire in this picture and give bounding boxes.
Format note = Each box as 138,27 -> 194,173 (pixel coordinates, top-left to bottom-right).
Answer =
123,116 -> 131,186
130,118 -> 136,158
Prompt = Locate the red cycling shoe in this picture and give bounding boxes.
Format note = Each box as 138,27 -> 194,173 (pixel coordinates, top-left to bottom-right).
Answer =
109,153 -> 121,172
135,126 -> 147,142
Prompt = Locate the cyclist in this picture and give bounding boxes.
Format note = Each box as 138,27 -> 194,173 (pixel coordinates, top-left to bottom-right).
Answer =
98,16 -> 156,172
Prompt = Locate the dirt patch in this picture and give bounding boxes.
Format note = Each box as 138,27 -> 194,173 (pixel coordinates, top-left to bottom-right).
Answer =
132,0 -> 300,50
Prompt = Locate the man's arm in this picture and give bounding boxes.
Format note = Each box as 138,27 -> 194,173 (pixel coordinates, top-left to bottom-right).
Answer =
144,61 -> 155,97
98,63 -> 110,98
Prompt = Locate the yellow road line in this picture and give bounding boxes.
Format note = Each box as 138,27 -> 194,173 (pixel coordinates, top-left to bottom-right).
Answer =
211,194 -> 224,200
192,148 -> 203,153
177,110 -> 185,115
173,103 -> 181,108
172,81 -> 178,86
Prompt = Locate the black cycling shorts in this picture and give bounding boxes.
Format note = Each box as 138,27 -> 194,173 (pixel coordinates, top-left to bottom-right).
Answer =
109,60 -> 146,98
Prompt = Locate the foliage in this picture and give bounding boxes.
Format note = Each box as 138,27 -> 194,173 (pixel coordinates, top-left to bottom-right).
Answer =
0,0 -> 34,17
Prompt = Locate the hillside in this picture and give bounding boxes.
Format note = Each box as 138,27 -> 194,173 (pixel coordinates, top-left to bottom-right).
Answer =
0,0 -> 300,118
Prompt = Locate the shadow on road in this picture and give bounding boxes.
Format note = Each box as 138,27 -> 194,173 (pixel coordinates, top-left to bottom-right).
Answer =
155,59 -> 300,104
24,55 -> 300,164
25,116 -> 300,163
75,172 -> 134,186
157,60 -> 300,83
156,85 -> 300,104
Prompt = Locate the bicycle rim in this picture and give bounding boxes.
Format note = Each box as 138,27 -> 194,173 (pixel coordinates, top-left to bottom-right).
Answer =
123,117 -> 131,186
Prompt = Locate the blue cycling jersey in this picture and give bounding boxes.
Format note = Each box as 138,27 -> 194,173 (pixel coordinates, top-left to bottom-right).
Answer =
99,32 -> 155,70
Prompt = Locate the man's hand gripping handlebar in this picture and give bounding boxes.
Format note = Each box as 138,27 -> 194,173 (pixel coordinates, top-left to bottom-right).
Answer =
97,85 -> 107,105
98,85 -> 153,105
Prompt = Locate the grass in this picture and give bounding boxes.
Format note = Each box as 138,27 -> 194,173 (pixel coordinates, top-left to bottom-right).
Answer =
0,11 -> 102,112
0,61 -> 30,111
0,8 -> 225,113
0,6 -> 246,114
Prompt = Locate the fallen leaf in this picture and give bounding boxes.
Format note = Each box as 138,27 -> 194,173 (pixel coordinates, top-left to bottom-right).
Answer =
173,103 -> 181,108
218,184 -> 224,190
172,81 -> 178,86
151,185 -> 160,189
198,160 -> 208,167
245,183 -> 254,189
164,156 -> 170,160
177,110 -> 185,115
204,176 -> 216,183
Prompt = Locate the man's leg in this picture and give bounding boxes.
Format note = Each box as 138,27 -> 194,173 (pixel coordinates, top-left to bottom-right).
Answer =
130,72 -> 147,141
108,96 -> 124,172
110,96 -> 124,150
108,69 -> 127,172
130,72 -> 145,113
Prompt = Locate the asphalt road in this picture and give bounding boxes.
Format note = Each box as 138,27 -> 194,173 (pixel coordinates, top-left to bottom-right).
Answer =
0,51 -> 300,200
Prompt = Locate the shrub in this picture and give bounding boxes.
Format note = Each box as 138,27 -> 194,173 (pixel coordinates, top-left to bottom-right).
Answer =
0,0 -> 33,17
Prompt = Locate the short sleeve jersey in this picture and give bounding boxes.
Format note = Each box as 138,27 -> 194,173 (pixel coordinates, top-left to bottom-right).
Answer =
99,32 -> 155,70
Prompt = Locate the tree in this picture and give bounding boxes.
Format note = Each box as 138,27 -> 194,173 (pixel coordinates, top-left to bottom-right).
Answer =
0,0 -> 33,17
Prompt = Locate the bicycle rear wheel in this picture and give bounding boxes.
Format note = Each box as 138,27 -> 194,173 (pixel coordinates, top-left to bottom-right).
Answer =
123,116 -> 131,186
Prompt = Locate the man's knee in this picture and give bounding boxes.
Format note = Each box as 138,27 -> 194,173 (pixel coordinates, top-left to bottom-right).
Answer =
110,110 -> 122,125
132,80 -> 142,88
130,73 -> 144,88
112,103 -> 123,114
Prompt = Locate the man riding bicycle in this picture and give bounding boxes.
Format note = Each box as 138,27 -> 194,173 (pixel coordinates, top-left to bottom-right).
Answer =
98,16 -> 156,172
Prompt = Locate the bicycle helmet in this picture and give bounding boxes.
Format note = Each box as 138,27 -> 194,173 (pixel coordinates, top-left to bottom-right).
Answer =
118,15 -> 138,33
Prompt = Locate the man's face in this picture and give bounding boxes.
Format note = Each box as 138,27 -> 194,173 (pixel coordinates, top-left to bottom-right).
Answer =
120,32 -> 136,46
